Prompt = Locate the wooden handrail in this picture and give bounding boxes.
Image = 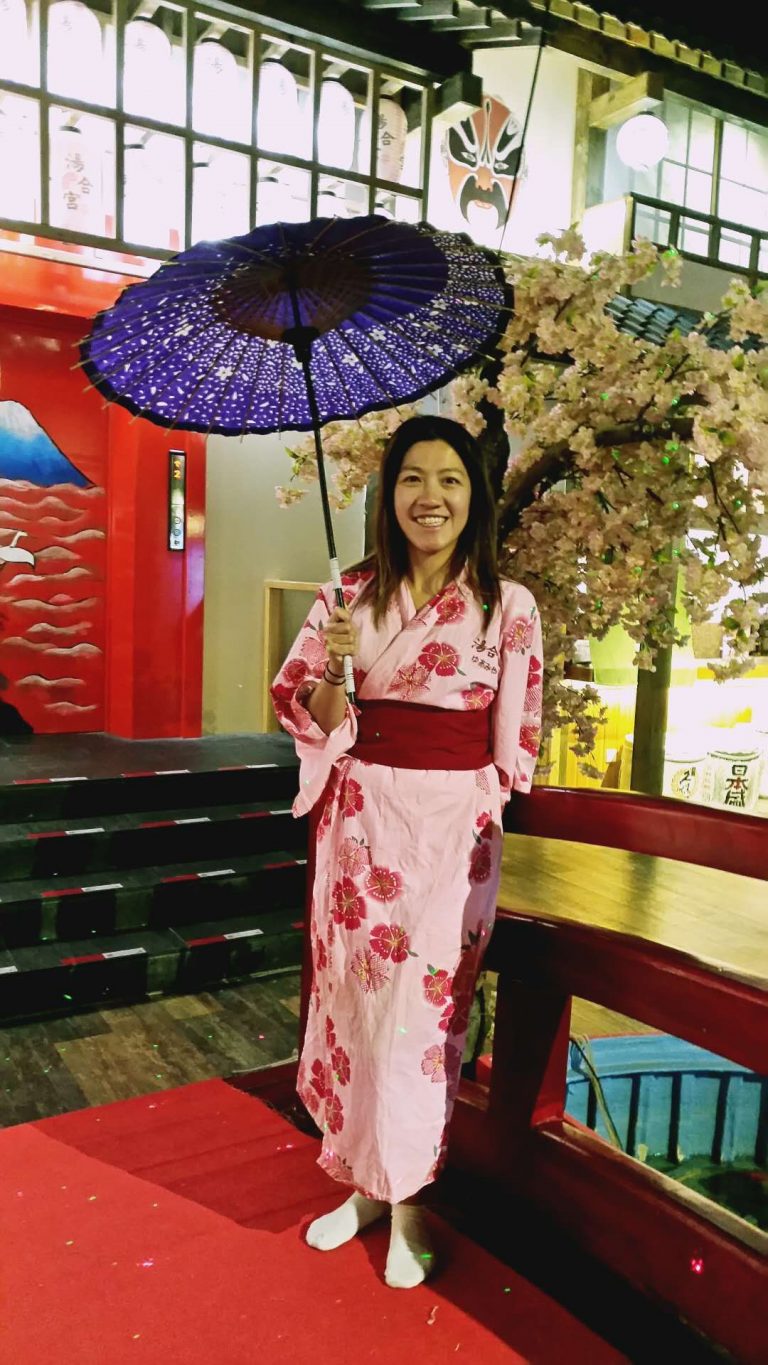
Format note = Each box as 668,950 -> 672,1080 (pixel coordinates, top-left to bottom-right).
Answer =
505,785 -> 768,880
448,881 -> 767,1362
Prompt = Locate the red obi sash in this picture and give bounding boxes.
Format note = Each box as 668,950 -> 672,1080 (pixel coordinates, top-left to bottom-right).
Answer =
349,700 -> 492,770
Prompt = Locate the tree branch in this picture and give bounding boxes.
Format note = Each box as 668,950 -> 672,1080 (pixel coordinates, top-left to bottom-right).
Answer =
498,415 -> 694,540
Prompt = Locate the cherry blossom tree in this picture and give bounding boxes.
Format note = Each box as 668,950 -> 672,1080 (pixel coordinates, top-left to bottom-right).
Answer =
277,231 -> 768,775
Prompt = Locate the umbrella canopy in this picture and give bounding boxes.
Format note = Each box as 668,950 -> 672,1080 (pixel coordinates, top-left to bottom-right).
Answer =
81,215 -> 510,435
81,215 -> 512,700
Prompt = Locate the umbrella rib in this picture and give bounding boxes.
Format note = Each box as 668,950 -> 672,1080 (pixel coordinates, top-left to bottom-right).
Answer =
325,327 -> 414,411
276,336 -> 290,435
335,319 -> 441,402
125,321 -> 253,431
317,332 -> 394,421
81,310 -> 226,397
311,218 -> 394,259
387,312 -> 498,381
236,331 -> 275,435
196,330 -> 257,438
80,326 -> 208,398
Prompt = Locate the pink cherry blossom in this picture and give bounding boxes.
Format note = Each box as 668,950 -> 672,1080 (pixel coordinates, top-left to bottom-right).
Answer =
365,865 -> 403,904
418,641 -> 461,676
351,948 -> 390,994
421,1044 -> 446,1084
369,923 -> 410,963
389,662 -> 430,701
338,836 -> 370,879
462,685 -> 494,710
423,968 -> 452,1007
331,878 -> 367,931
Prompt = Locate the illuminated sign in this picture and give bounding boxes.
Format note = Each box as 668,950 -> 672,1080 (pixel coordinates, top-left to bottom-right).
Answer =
168,449 -> 186,551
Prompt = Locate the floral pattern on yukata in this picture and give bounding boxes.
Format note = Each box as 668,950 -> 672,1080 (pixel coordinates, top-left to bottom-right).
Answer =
271,569 -> 542,1202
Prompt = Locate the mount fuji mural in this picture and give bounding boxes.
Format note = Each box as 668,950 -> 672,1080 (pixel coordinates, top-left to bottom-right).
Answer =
0,401 -> 105,735
0,402 -> 92,487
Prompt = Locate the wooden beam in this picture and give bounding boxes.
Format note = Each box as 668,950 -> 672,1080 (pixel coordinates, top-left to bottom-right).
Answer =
433,6 -> 496,31
467,19 -> 543,46
434,68 -> 483,120
588,70 -> 664,129
400,1 -> 459,19
239,1 -> 470,81
480,4 -> 768,124
571,66 -> 592,223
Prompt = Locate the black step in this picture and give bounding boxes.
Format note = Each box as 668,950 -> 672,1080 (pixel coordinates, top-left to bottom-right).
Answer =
0,908 -> 304,1021
0,762 -> 300,824
0,849 -> 307,948
0,799 -> 304,880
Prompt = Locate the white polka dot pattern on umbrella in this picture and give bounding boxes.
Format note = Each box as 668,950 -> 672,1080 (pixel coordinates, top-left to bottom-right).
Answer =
80,216 -> 511,435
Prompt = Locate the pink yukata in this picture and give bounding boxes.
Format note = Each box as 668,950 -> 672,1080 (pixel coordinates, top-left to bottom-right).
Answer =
271,568 -> 542,1204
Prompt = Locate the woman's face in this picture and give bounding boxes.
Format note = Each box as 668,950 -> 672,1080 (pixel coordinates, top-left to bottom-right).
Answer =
393,438 -> 471,561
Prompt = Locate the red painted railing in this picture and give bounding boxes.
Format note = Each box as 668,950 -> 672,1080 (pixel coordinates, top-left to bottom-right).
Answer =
505,785 -> 767,879
448,788 -> 767,1363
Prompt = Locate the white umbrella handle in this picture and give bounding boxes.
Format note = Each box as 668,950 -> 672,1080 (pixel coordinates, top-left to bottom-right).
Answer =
330,557 -> 356,701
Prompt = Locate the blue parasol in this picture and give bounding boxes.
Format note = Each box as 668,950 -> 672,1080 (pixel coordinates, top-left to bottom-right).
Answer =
81,215 -> 511,700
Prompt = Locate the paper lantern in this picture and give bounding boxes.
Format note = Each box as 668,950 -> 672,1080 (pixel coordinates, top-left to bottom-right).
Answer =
0,0 -> 31,83
318,78 -> 355,171
257,59 -> 299,156
193,148 -> 249,241
193,38 -> 239,139
124,19 -> 172,121
0,95 -> 38,219
256,165 -> 309,225
361,97 -> 407,182
616,114 -> 669,172
47,1 -> 103,101
50,120 -> 100,233
124,132 -> 183,248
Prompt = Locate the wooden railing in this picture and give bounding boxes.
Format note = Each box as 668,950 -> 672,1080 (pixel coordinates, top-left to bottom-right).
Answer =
447,788 -> 767,1364
629,192 -> 768,281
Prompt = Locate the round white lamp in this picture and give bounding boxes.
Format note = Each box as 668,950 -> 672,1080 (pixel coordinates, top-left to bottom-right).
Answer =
616,113 -> 669,172
318,77 -> 355,171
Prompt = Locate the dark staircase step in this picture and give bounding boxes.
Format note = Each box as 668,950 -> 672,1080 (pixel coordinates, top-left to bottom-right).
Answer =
0,762 -> 300,824
0,849 -> 307,948
0,799 -> 304,879
0,908 -> 304,1021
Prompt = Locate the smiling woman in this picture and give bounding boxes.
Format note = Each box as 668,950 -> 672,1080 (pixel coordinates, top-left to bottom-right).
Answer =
271,414 -> 542,1290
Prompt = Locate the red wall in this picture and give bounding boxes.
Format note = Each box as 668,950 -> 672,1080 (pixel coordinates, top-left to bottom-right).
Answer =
0,249 -> 205,738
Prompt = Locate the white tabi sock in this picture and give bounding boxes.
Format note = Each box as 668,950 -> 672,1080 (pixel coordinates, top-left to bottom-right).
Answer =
385,1203 -> 435,1289
306,1192 -> 388,1251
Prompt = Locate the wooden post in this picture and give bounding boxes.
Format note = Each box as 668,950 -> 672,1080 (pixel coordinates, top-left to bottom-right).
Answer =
630,642 -> 673,795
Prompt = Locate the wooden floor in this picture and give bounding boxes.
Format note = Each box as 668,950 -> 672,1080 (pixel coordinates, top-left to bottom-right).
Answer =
0,964 -> 651,1130
0,971 -> 302,1128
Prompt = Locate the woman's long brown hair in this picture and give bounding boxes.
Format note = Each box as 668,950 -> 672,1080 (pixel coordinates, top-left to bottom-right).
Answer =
349,415 -> 502,626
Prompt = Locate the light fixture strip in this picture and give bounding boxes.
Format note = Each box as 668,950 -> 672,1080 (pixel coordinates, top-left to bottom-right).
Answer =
367,66 -> 380,213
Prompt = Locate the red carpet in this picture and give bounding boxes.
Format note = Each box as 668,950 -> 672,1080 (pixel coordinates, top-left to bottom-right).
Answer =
0,1079 -> 627,1363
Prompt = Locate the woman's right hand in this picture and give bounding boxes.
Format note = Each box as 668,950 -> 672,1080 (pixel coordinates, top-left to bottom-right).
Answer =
321,606 -> 359,673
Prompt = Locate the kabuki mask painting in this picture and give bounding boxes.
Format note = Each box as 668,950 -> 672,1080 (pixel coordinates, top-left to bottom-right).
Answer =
444,95 -> 523,235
